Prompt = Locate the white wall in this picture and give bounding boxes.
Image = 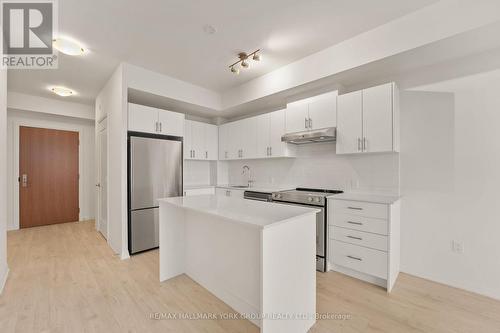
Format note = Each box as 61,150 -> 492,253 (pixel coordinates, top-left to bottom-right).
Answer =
223,143 -> 399,195
222,0 -> 500,109
6,109 -> 95,230
0,69 -> 8,293
400,70 -> 500,300
95,64 -> 128,259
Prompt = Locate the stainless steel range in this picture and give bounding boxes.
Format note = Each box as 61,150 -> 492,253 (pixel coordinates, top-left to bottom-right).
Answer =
272,188 -> 343,272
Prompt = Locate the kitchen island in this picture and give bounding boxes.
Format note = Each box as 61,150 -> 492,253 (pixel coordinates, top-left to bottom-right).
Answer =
158,195 -> 319,333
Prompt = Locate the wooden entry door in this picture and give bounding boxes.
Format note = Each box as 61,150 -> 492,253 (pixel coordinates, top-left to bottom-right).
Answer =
19,126 -> 79,228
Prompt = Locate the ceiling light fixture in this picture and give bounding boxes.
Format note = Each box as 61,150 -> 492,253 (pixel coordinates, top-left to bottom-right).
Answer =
229,49 -> 261,74
50,86 -> 75,97
53,37 -> 85,56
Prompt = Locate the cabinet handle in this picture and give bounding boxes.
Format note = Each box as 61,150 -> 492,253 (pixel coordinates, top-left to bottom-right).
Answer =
309,118 -> 312,129
159,122 -> 162,132
363,137 -> 367,151
347,235 -> 363,241
347,255 -> 363,261
225,151 -> 228,159
347,221 -> 363,225
155,122 -> 158,133
358,138 -> 361,151
347,206 -> 363,210
205,151 -> 208,159
194,150 -> 196,158
305,117 -> 308,129
269,147 -> 272,156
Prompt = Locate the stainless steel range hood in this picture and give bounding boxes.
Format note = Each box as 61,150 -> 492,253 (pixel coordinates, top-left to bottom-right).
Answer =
281,127 -> 336,144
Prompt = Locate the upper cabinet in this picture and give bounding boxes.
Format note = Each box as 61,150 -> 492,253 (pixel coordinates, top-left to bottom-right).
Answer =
219,109 -> 295,161
128,103 -> 184,137
336,83 -> 399,154
285,91 -> 337,133
184,120 -> 218,161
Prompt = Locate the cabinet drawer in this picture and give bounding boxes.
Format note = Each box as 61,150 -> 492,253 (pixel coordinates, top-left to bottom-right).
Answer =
330,240 -> 387,279
331,213 -> 388,235
330,226 -> 388,252
333,200 -> 388,219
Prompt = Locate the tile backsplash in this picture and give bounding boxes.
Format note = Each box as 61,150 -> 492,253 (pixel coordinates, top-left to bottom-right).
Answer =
221,142 -> 400,194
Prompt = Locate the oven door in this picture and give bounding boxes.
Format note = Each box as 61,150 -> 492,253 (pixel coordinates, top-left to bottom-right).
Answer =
272,200 -> 325,271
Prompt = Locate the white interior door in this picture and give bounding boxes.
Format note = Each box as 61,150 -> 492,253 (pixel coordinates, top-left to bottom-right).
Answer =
97,127 -> 108,239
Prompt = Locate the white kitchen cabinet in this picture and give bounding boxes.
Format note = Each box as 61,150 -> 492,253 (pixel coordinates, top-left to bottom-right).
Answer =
220,110 -> 295,161
285,101 -> 309,133
307,91 -> 337,130
336,91 -> 363,154
157,108 -> 185,137
184,120 -> 218,160
128,103 -> 185,137
327,196 -> 400,292
285,91 -> 337,133
336,82 -> 399,155
215,187 -> 244,199
256,109 -> 295,158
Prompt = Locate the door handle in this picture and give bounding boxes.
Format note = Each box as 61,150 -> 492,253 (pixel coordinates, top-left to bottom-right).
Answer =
21,174 -> 28,187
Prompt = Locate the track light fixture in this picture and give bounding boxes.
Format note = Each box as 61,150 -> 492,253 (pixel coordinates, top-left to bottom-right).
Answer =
229,49 -> 261,74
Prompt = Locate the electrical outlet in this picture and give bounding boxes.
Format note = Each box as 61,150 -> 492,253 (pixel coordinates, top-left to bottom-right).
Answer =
451,240 -> 464,254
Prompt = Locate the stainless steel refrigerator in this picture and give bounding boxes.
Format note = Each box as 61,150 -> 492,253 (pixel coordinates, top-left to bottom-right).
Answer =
128,132 -> 183,255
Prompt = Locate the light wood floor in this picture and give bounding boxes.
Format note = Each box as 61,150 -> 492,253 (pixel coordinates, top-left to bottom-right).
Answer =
1,221 -> 500,333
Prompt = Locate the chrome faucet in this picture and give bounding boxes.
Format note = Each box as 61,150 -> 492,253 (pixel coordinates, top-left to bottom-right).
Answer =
242,165 -> 254,187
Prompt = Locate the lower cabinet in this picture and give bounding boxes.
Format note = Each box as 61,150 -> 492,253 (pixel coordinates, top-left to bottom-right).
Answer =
215,187 -> 245,199
327,197 -> 400,292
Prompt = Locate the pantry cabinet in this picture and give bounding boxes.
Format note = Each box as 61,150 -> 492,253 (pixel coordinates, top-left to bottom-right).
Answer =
128,103 -> 184,137
285,91 -> 337,133
336,83 -> 399,154
184,120 -> 218,160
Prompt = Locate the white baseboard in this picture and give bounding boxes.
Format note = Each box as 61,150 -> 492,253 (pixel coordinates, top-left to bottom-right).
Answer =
120,250 -> 130,260
0,267 -> 10,294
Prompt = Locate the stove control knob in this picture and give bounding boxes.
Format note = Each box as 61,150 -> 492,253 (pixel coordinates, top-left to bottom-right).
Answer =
308,197 -> 313,202
274,194 -> 281,199
315,197 -> 321,203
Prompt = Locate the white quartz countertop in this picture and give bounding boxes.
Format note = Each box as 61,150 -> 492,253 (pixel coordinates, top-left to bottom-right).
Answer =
184,184 -> 216,190
159,195 -> 319,229
216,184 -> 295,193
328,192 -> 401,204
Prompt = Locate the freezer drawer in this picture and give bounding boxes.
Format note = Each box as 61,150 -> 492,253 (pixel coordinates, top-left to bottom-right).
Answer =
130,208 -> 159,254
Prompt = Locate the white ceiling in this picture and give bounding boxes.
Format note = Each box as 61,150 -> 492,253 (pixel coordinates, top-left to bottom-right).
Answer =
7,0 -> 439,105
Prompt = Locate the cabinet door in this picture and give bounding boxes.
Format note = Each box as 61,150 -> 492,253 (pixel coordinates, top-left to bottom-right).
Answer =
337,91 -> 363,154
218,124 -> 228,160
308,91 -> 337,130
285,101 -> 309,133
227,122 -> 239,160
190,121 -> 205,160
158,109 -> 185,137
184,120 -> 192,159
256,113 -> 270,158
128,103 -> 158,134
269,109 -> 286,157
205,124 -> 218,160
362,83 -> 393,153
238,117 -> 257,159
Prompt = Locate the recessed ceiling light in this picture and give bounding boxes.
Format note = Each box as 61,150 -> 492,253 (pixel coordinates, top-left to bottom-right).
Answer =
53,38 -> 85,56
50,86 -> 75,97
203,24 -> 217,35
